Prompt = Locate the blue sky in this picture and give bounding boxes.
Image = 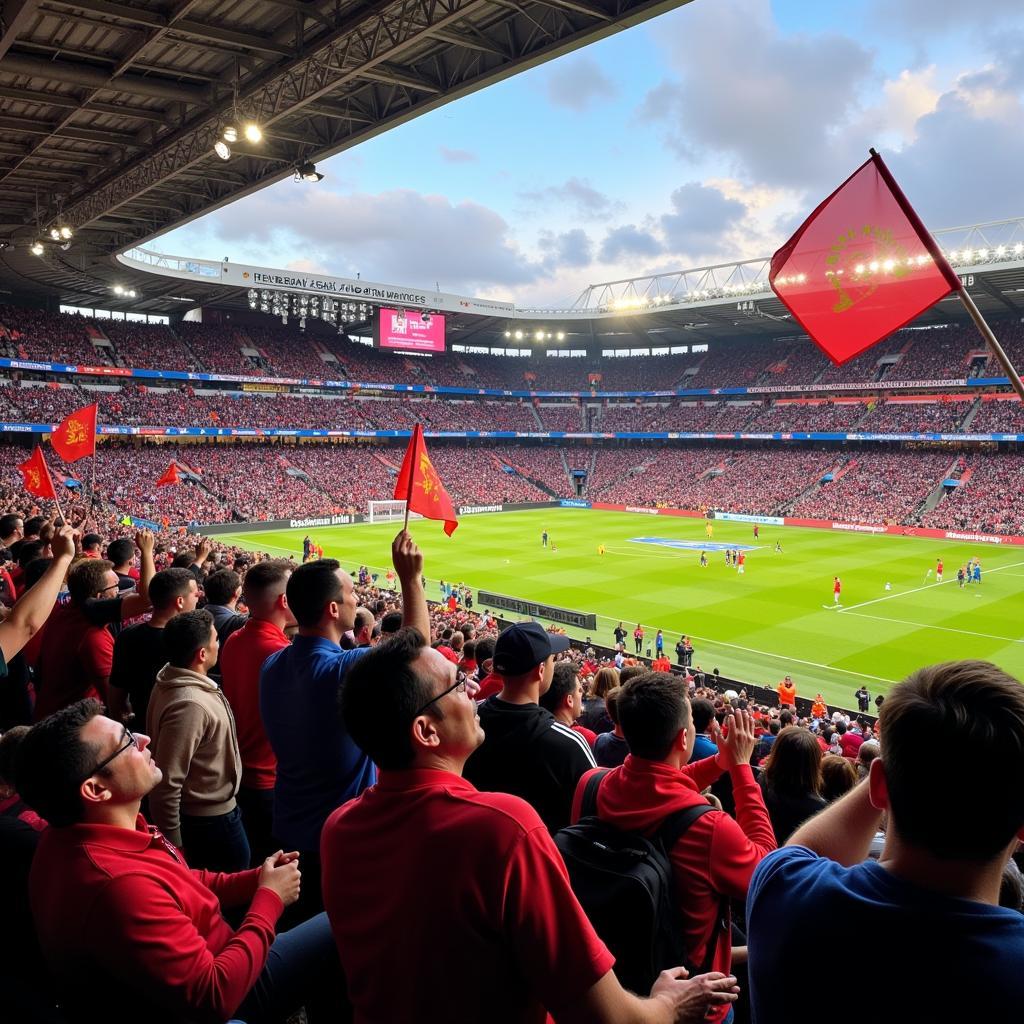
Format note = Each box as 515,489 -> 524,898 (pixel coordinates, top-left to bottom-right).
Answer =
155,0 -> 1024,307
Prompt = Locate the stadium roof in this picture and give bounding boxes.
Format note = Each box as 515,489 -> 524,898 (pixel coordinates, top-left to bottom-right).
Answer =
0,0 -> 690,306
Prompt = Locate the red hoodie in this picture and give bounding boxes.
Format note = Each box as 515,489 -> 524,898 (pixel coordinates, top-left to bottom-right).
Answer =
570,755 -> 775,1021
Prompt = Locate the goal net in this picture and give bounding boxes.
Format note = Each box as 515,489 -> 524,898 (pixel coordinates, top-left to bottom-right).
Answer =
368,500 -> 422,524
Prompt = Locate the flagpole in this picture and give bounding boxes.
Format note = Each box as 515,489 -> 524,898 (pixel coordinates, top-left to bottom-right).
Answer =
402,426 -> 417,533
956,288 -> 1024,402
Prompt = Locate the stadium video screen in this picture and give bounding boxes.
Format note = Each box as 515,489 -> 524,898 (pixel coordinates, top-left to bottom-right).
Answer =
375,307 -> 446,353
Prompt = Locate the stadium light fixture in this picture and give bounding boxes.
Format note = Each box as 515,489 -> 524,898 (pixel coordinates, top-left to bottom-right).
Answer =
244,123 -> 262,143
556,331 -> 565,341
514,330 -> 523,340
294,160 -> 324,182
223,124 -> 239,143
30,240 -> 44,256
422,312 -> 432,327
214,140 -> 232,160
49,227 -> 61,241
504,330 -> 511,338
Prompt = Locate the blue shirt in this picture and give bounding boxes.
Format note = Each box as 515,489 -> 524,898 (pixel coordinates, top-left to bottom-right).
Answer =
260,635 -> 373,851
748,846 -> 1024,1022
688,733 -> 717,763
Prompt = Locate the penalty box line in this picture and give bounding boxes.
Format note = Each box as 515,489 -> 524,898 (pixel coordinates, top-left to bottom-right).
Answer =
839,611 -> 1024,645
837,559 -> 1024,614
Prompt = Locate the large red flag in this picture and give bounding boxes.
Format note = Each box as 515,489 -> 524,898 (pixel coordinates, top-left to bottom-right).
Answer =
769,150 -> 961,365
50,402 -> 97,463
18,445 -> 57,500
393,424 -> 458,536
156,460 -> 180,487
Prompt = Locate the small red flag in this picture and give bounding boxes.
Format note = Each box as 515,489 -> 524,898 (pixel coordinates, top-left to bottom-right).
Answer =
769,150 -> 961,365
50,402 -> 97,463
156,461 -> 180,487
18,445 -> 57,500
393,424 -> 458,536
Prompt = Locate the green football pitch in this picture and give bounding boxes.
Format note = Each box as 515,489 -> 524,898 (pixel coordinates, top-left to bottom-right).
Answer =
213,508 -> 1024,709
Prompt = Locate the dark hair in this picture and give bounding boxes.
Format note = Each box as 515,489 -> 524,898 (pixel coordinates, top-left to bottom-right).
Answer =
619,665 -> 648,686
287,558 -> 343,628
22,556 -> 52,591
768,719 -> 781,736
820,754 -> 858,802
540,660 -> 578,714
605,686 -> 623,726
81,533 -> 103,552
834,719 -> 847,735
0,513 -> 23,537
106,538 -> 135,566
204,568 -> 241,605
17,540 -> 45,568
380,610 -> 403,635
162,609 -> 215,668
67,559 -> 114,604
763,727 -> 823,798
148,567 -> 196,611
880,660 -> 1024,860
242,559 -> 291,601
475,636 -> 496,665
0,724 -> 30,786
171,551 -> 195,569
23,515 -> 45,537
462,640 -> 477,662
779,710 -> 794,728
691,698 -> 715,733
617,671 -> 690,761
15,699 -> 105,826
340,628 -> 435,770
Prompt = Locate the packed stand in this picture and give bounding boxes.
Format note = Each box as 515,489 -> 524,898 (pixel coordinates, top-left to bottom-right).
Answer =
97,320 -> 200,372
814,335 -> 905,384
746,400 -> 867,433
887,326 -> 984,381
791,450 -> 951,524
0,305 -> 111,365
858,399 -> 971,433
920,452 -> 1024,534
970,397 -> 1024,433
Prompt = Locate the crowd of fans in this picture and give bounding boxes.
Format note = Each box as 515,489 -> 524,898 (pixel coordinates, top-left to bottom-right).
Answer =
857,399 -> 972,434
0,516 -> 1019,1023
791,451 -> 954,524
921,453 -> 1024,534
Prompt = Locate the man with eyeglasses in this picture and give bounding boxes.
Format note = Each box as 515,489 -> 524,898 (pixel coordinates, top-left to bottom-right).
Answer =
321,628 -> 739,1024
33,530 -> 156,721
18,698 -> 344,1023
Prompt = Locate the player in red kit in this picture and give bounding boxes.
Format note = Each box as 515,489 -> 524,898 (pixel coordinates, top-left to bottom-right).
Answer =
833,576 -> 842,606
936,558 -> 944,583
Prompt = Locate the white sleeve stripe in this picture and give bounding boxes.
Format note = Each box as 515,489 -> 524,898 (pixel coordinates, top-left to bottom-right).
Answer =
552,721 -> 598,766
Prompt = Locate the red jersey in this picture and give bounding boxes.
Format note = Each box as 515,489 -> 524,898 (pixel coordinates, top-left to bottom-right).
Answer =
219,618 -> 289,790
34,602 -> 115,720
937,561 -> 944,574
833,579 -> 841,594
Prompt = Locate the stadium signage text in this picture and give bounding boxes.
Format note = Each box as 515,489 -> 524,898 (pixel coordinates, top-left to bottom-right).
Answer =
712,512 -> 785,526
831,522 -> 888,534
478,591 -> 597,630
457,504 -> 504,515
559,499 -> 592,508
944,531 -> 1003,544
288,515 -> 352,528
625,506 -> 660,515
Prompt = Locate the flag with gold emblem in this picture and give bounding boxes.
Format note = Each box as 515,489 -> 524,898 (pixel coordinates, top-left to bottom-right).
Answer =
50,402 -> 97,463
769,150 -> 961,365
18,445 -> 58,500
394,423 -> 458,536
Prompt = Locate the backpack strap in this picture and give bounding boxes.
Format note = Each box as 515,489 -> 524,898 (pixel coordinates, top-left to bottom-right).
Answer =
656,802 -> 726,976
580,768 -> 612,818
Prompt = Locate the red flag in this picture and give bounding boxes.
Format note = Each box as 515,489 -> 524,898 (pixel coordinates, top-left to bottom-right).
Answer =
50,402 -> 97,463
18,445 -> 57,500
156,461 -> 180,487
393,424 -> 458,536
769,150 -> 961,365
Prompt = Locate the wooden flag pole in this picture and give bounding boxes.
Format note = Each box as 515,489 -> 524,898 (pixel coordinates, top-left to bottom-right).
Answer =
957,288 -> 1024,402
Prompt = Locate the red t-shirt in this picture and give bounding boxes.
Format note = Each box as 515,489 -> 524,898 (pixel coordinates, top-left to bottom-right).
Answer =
839,731 -> 864,759
834,579 -> 841,594
572,723 -> 598,749
321,769 -> 613,1022
30,816 -> 281,1021
475,672 -> 503,702
34,601 -> 116,721
219,618 -> 289,790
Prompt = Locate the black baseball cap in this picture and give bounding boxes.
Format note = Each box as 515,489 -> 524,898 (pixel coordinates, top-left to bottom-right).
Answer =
493,622 -> 571,675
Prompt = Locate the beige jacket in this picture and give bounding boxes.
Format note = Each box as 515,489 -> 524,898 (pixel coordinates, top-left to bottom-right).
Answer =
146,663 -> 242,849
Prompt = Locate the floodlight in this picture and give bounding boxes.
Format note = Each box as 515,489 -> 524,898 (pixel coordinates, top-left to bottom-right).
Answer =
214,140 -> 232,160
223,125 -> 238,143
30,240 -> 44,256
294,160 -> 324,183
244,123 -> 262,143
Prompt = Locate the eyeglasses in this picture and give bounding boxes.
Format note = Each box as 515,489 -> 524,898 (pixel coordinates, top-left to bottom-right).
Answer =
99,583 -> 120,595
413,671 -> 468,717
86,727 -> 139,779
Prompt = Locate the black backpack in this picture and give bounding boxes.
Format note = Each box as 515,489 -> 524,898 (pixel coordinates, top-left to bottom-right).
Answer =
555,768 -> 721,995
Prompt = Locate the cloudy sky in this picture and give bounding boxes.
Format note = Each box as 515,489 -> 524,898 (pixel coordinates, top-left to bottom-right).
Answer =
154,0 -> 1024,307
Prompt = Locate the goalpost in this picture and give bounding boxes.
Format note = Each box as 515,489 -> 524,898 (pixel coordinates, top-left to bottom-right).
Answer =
368,499 -> 422,524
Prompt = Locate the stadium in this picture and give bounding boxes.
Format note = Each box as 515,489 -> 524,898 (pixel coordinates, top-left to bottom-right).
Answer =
2,1 -> 1024,1021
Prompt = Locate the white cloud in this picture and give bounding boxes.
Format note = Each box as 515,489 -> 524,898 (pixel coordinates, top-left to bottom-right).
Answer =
520,177 -> 622,217
439,146 -> 477,163
544,55 -> 617,112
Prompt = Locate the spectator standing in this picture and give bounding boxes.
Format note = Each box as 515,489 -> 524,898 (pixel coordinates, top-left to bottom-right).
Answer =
322,630 -> 739,1024
571,674 -> 775,1024
147,610 -> 246,871
593,688 -> 630,768
580,666 -> 618,734
34,530 -> 155,721
220,559 -> 295,863
464,622 -> 596,832
260,531 -> 428,918
758,727 -> 828,844
203,568 -> 247,645
108,568 -> 200,728
748,660 -> 1024,1022
106,537 -> 140,592
688,698 -> 719,763
776,675 -> 797,709
539,660 -> 597,749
